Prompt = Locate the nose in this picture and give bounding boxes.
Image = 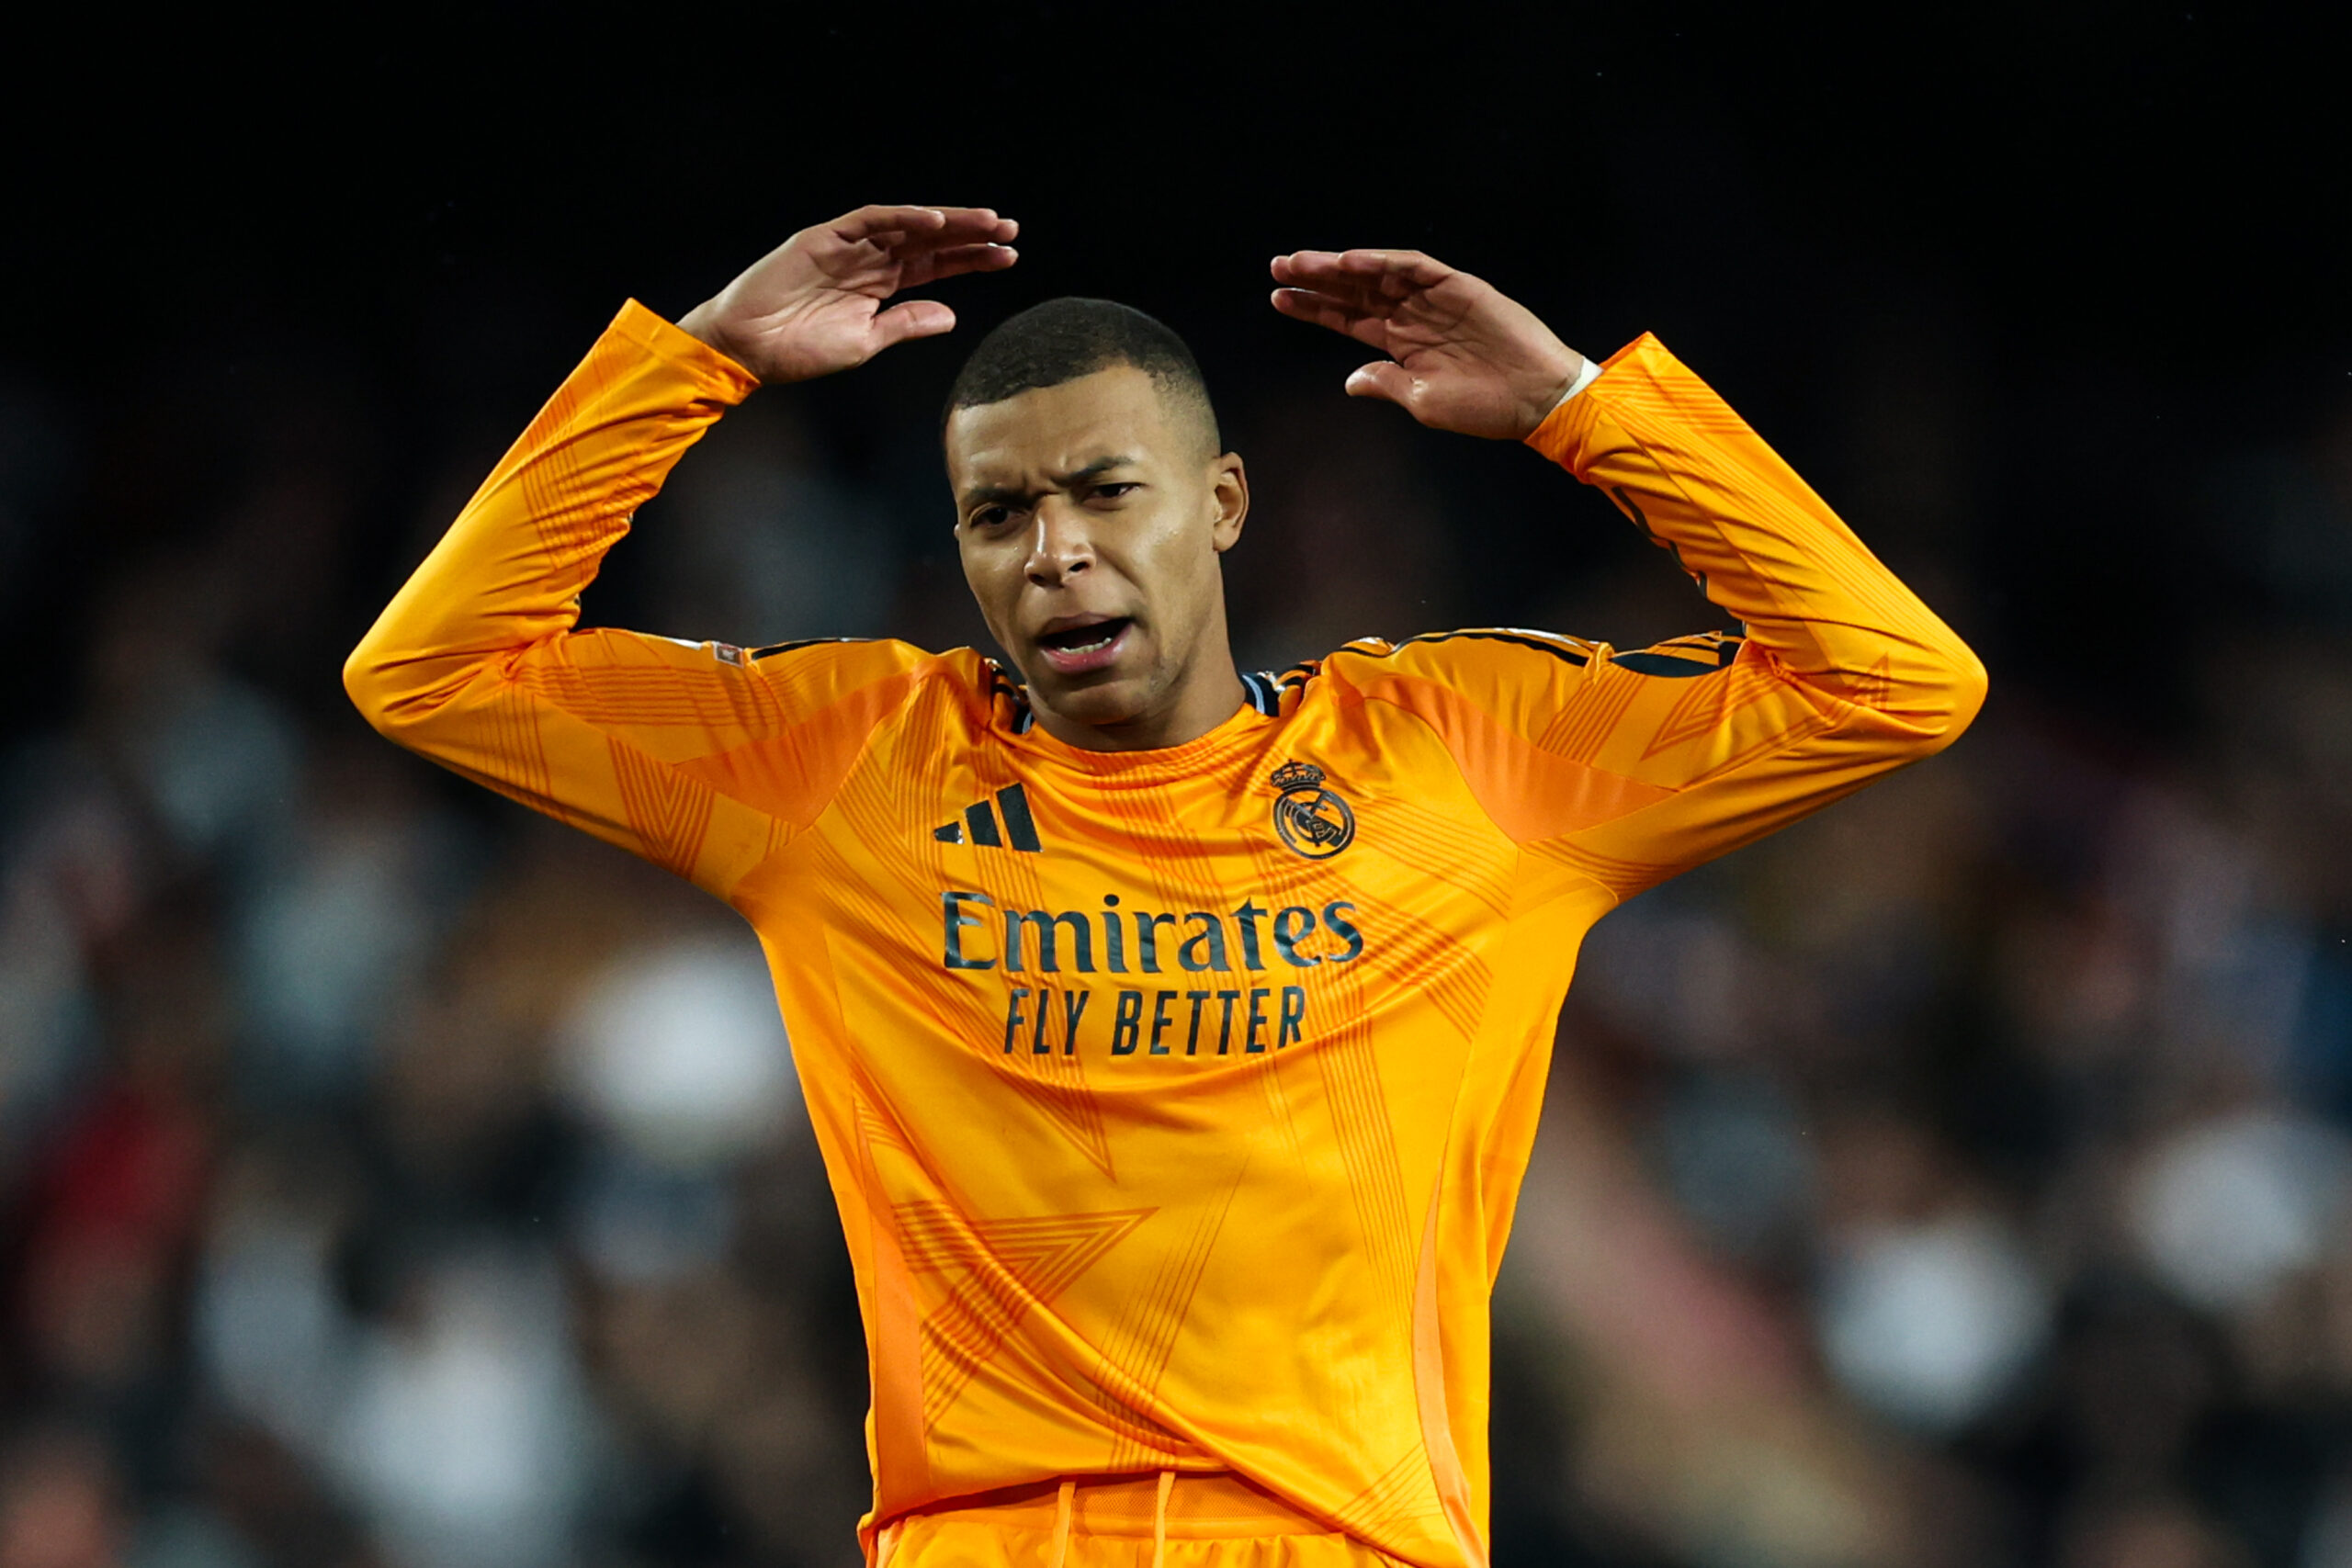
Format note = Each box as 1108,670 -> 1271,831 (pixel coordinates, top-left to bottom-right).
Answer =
1023,495 -> 1094,587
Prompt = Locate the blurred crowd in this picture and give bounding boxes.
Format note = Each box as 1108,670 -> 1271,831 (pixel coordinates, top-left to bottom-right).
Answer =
5,296 -> 2352,1568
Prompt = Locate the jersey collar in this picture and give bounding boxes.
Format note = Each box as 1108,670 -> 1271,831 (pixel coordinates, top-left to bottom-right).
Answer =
1009,678 -> 1283,780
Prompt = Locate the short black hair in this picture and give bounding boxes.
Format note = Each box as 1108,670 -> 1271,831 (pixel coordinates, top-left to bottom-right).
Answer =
944,298 -> 1220,455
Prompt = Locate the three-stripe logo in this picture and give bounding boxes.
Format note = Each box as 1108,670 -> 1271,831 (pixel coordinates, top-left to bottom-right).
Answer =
934,784 -> 1043,852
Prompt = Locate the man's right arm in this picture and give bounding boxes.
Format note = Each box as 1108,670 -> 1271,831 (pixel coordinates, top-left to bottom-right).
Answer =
344,302 -> 803,894
345,206 -> 1019,896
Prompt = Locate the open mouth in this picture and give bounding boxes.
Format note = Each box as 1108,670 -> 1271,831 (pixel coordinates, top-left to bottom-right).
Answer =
1036,616 -> 1130,654
1033,615 -> 1134,674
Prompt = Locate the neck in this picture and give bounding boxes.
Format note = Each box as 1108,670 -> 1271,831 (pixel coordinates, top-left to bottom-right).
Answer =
1032,644 -> 1250,754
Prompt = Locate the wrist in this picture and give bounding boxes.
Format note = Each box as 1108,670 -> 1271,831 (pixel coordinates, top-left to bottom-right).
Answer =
1520,352 -> 1597,434
676,301 -> 757,379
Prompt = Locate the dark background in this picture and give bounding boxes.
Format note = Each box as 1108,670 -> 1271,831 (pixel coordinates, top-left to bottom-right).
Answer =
9,3 -> 2344,737
3,6 -> 2349,1567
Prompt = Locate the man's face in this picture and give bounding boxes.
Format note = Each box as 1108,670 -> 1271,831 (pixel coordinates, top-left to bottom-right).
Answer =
947,366 -> 1247,735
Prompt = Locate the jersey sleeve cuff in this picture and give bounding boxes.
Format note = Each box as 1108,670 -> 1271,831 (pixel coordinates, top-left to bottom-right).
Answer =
1523,333 -> 1666,475
606,299 -> 763,403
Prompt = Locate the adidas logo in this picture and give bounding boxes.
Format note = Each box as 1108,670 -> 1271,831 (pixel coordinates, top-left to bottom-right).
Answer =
934,784 -> 1043,852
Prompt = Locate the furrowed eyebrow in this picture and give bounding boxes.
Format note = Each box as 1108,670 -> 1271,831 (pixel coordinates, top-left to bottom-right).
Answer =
1053,456 -> 1137,487
959,457 -> 1139,513
962,484 -> 1035,511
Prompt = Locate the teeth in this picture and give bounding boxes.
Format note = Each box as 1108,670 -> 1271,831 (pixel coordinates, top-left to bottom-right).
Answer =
1047,624 -> 1119,656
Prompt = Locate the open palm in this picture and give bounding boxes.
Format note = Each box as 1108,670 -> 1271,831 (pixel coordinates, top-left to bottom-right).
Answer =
680,205 -> 1018,384
1271,250 -> 1587,440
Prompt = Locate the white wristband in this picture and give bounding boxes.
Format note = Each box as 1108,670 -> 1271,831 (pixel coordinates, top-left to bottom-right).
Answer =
1555,354 -> 1603,408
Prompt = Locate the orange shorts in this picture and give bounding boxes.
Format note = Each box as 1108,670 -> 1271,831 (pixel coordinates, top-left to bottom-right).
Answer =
876,1472 -> 1403,1567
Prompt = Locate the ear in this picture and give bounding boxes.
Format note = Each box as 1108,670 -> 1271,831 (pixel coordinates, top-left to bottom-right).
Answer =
1208,453 -> 1249,553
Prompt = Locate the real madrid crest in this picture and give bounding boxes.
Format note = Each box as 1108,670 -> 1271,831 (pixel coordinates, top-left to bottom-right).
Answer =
1268,761 -> 1355,861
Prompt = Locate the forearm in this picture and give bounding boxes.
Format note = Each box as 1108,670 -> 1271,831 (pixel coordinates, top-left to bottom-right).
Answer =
344,300 -> 757,733
1530,336 -> 1984,742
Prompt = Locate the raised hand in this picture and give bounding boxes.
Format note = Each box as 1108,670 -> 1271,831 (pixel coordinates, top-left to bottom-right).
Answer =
1270,250 -> 1588,440
678,206 -> 1018,384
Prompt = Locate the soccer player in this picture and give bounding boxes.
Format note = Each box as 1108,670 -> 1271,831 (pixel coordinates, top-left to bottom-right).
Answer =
346,204 -> 1984,1568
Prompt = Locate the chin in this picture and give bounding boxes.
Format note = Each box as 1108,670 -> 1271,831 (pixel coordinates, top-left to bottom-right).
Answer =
1036,671 -> 1159,730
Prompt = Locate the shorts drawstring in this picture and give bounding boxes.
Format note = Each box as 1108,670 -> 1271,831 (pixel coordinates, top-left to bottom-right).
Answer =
1046,1478 -> 1075,1568
1152,1469 -> 1173,1568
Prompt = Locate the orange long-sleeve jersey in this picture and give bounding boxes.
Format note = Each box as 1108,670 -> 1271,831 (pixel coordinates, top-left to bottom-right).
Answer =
345,301 -> 1984,1568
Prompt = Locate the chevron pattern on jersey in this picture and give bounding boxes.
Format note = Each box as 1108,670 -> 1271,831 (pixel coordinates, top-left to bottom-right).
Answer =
607,736 -> 715,880
1642,652 -> 1787,761
1331,1446 -> 1444,1539
523,649 -> 784,733
1095,1160 -> 1248,1471
896,1201 -> 1153,1427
